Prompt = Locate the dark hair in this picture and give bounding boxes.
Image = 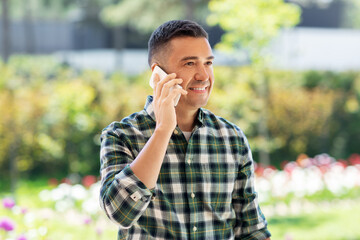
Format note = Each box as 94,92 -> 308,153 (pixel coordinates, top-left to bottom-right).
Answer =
148,20 -> 208,66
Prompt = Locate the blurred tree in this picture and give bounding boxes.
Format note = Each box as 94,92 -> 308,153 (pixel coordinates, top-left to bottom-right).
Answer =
100,0 -> 210,71
342,0 -> 360,28
289,0 -> 335,8
1,0 -> 10,62
1,0 -> 114,56
207,0 -> 301,166
100,0 -> 210,33
0,56 -> 359,181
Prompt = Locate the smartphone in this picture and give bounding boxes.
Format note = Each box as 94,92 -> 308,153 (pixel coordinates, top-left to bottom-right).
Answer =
149,66 -> 182,106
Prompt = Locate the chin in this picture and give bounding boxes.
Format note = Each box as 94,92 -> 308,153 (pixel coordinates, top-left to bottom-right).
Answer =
190,99 -> 209,109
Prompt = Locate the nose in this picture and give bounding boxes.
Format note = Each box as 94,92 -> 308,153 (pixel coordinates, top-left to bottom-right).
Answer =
194,65 -> 209,81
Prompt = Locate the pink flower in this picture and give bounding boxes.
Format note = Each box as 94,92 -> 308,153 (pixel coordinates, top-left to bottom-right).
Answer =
82,175 -> 97,188
349,153 -> 360,165
2,198 -> 15,209
284,161 -> 298,174
61,178 -> 72,185
48,178 -> 59,187
0,217 -> 16,232
254,162 -> 265,176
17,235 -> 28,240
83,217 -> 92,225
21,208 -> 28,215
96,227 -> 103,236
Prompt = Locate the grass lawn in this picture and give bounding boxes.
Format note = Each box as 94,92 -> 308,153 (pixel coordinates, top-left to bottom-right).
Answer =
268,202 -> 360,240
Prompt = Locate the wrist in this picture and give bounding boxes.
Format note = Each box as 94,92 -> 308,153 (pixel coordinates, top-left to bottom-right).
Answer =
154,126 -> 174,139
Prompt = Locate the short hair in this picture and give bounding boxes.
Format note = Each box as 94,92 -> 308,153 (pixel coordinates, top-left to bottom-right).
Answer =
148,20 -> 209,66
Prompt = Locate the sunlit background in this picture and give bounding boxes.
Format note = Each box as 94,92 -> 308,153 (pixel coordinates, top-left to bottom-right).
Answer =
0,0 -> 359,239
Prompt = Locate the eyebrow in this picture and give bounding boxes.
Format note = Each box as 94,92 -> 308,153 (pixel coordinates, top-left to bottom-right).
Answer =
180,55 -> 215,61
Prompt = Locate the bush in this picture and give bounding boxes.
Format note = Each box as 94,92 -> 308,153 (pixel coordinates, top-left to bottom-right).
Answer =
0,55 -> 359,182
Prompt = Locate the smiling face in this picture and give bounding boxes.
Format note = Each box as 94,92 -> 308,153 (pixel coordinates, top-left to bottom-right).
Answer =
160,37 -> 215,112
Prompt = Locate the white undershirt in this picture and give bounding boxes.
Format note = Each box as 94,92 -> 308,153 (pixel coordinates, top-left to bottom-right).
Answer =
183,131 -> 192,141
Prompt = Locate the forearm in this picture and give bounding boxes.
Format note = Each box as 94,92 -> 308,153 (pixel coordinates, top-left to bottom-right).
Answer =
130,128 -> 173,189
99,126 -> 157,228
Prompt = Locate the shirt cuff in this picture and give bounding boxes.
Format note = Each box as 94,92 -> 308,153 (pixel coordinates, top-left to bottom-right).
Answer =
115,164 -> 156,202
236,227 -> 271,240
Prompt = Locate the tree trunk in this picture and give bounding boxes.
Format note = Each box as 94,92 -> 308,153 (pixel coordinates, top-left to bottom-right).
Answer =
8,89 -> 18,199
257,70 -> 271,166
24,1 -> 36,54
9,138 -> 18,199
1,0 -> 11,62
184,0 -> 195,20
113,26 -> 126,69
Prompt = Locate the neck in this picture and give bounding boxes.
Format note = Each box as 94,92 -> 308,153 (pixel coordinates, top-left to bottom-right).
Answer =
175,107 -> 198,132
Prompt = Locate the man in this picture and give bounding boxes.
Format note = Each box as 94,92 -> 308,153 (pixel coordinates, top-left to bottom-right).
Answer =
100,20 -> 271,240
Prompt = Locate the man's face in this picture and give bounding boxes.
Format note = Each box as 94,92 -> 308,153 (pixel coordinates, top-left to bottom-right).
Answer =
161,37 -> 215,112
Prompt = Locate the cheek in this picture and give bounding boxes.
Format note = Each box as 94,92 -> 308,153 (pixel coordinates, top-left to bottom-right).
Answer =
209,73 -> 215,87
177,72 -> 193,87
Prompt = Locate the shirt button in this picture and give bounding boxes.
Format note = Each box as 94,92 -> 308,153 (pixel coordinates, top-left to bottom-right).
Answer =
174,129 -> 179,134
193,226 -> 197,232
191,193 -> 195,198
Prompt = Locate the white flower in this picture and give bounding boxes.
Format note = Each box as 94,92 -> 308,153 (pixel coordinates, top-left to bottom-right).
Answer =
39,189 -> 51,202
82,198 -> 100,215
71,184 -> 87,200
51,183 -> 72,201
55,199 -> 74,212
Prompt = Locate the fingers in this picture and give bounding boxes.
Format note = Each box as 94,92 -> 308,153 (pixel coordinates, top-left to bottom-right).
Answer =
170,85 -> 187,97
154,73 -> 182,100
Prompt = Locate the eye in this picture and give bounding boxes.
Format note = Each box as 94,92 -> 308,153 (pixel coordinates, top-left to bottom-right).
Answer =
185,62 -> 195,66
206,61 -> 213,66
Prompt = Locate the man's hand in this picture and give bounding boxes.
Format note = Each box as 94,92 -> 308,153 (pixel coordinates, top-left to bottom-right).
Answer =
152,72 -> 187,133
129,72 -> 187,189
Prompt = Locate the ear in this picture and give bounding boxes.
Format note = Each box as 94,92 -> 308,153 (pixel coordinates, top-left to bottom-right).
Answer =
151,63 -> 159,72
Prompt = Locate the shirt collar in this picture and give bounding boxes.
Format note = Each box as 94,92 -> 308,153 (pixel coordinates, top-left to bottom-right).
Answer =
144,95 -> 156,121
144,95 -> 205,127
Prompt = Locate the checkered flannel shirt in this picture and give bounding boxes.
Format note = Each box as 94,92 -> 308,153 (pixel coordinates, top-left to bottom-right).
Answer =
100,96 -> 271,240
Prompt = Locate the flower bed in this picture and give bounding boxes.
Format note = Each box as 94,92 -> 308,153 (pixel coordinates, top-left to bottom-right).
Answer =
255,153 -> 360,215
1,154 -> 359,239
0,176 -> 116,240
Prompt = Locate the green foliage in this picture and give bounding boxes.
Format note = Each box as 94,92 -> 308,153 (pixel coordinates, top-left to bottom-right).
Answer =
0,56 -> 151,183
342,0 -> 360,28
207,0 -> 301,62
100,0 -> 210,32
207,0 -> 302,165
209,67 -> 360,165
0,55 -> 359,182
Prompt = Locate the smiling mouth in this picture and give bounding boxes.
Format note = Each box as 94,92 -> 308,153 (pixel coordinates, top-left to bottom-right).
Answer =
189,87 -> 207,91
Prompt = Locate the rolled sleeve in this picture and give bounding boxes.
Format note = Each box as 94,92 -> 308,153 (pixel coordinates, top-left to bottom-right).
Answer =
236,228 -> 272,240
101,165 -> 155,228
99,123 -> 155,229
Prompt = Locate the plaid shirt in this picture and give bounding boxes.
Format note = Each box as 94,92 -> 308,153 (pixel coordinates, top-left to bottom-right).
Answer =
100,96 -> 271,240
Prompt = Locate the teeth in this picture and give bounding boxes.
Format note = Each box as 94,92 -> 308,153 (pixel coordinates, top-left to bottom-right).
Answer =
191,87 -> 206,90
